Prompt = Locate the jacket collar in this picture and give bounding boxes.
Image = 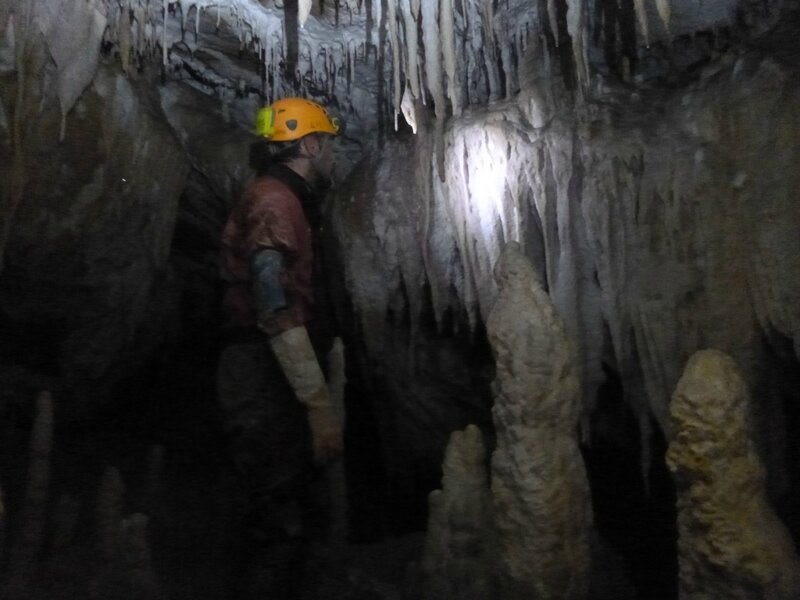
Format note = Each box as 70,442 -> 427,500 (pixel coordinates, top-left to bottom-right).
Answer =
266,163 -> 316,207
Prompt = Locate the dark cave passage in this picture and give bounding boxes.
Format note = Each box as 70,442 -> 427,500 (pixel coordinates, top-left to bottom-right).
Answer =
583,364 -> 678,599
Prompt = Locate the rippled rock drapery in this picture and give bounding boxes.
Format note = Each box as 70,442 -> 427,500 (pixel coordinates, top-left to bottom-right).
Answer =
0,0 -> 194,404
333,38 -> 800,506
487,242 -> 592,599
666,349 -> 800,600
0,0 -> 257,410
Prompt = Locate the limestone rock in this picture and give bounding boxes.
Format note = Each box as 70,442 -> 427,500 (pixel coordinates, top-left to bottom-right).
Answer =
420,424 -> 493,600
666,349 -> 800,599
487,242 -> 592,599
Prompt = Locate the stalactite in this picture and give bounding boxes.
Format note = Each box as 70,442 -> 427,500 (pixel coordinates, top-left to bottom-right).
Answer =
440,0 -> 460,116
179,0 -> 188,41
299,0 -> 312,27
479,0 -> 501,101
633,0 -> 650,46
656,0 -> 671,34
386,0 -> 402,129
401,84 -> 417,132
119,3 -> 133,73
421,1 -> 445,116
422,0 -> 446,177
567,0 -> 589,91
284,0 -> 299,81
418,59 -> 427,104
195,3 -> 201,43
162,0 -> 168,80
399,0 -> 420,100
495,8 -> 515,99
547,0 -> 559,46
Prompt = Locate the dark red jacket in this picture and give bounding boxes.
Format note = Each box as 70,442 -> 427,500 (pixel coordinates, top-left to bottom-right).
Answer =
220,166 -> 315,334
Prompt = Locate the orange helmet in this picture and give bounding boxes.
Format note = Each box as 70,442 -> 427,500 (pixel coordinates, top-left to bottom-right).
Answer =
255,97 -> 340,141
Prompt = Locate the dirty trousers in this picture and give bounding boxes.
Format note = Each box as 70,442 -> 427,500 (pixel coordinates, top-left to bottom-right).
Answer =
217,336 -> 318,599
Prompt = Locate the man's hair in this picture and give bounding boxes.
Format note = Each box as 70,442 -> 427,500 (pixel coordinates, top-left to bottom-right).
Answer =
248,138 -> 303,175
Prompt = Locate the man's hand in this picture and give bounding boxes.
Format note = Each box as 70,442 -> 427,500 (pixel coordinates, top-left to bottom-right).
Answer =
268,326 -> 345,462
306,404 -> 344,463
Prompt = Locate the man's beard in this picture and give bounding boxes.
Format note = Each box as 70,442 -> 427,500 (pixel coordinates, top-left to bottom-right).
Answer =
312,172 -> 333,193
310,157 -> 334,193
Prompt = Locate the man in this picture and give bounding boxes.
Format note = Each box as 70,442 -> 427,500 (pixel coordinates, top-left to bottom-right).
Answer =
217,97 -> 344,599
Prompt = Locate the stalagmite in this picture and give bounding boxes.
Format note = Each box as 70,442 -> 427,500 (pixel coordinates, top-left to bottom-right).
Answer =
488,243 -> 592,599
299,0 -> 312,28
420,425 -> 493,599
97,466 -> 126,559
633,0 -> 650,46
146,445 -> 165,512
52,493 -> 82,550
0,483 -> 5,563
121,513 -> 164,598
439,0 -> 461,116
3,391 -> 55,594
666,350 -> 800,599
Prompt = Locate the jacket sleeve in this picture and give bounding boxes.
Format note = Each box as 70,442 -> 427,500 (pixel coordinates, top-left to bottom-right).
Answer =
245,185 -> 307,336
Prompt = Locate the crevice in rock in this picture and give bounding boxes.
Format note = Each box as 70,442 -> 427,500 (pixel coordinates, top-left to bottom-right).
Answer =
583,362 -> 678,600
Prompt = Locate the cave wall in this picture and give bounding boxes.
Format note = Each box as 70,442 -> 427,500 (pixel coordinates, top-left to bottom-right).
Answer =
331,25 -> 800,519
0,0 -> 799,595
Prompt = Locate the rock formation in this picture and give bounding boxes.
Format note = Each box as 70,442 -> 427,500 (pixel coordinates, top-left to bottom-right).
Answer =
420,424 -> 493,600
666,349 -> 800,599
487,242 -> 592,599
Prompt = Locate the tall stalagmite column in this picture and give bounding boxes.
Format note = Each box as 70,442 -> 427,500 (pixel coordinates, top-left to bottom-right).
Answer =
487,242 -> 592,599
666,349 -> 800,599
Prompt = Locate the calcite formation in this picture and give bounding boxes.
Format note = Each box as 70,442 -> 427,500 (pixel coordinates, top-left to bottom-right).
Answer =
666,349 -> 800,599
420,424 -> 493,600
487,242 -> 592,599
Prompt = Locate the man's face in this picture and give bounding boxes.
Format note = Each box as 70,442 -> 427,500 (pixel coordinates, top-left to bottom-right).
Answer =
310,134 -> 336,190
